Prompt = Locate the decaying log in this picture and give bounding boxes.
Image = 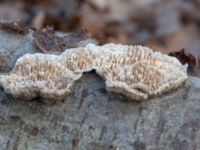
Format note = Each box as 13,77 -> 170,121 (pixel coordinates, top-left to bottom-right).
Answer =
0,30 -> 199,150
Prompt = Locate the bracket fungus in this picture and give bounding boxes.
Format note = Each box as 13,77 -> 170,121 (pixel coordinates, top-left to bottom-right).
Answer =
0,43 -> 188,101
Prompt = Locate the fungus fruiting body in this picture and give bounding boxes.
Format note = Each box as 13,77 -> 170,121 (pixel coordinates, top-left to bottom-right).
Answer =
0,43 -> 188,101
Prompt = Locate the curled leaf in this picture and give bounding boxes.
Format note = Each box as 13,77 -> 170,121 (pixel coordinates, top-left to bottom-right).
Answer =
0,20 -> 26,34
169,48 -> 199,76
32,29 -> 90,53
169,48 -> 197,67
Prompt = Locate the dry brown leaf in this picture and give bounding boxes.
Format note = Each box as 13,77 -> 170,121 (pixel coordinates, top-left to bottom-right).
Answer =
32,29 -> 90,53
0,20 -> 27,34
169,48 -> 200,77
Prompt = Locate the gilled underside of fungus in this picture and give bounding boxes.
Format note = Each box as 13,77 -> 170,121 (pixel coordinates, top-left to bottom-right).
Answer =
0,43 -> 188,101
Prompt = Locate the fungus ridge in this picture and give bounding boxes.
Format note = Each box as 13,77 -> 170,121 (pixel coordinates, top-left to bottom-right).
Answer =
0,43 -> 188,101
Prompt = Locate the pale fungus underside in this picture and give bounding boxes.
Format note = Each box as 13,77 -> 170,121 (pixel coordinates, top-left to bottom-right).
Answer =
0,43 -> 188,101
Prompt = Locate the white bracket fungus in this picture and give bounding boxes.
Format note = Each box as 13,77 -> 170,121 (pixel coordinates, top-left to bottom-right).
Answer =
0,43 -> 188,101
